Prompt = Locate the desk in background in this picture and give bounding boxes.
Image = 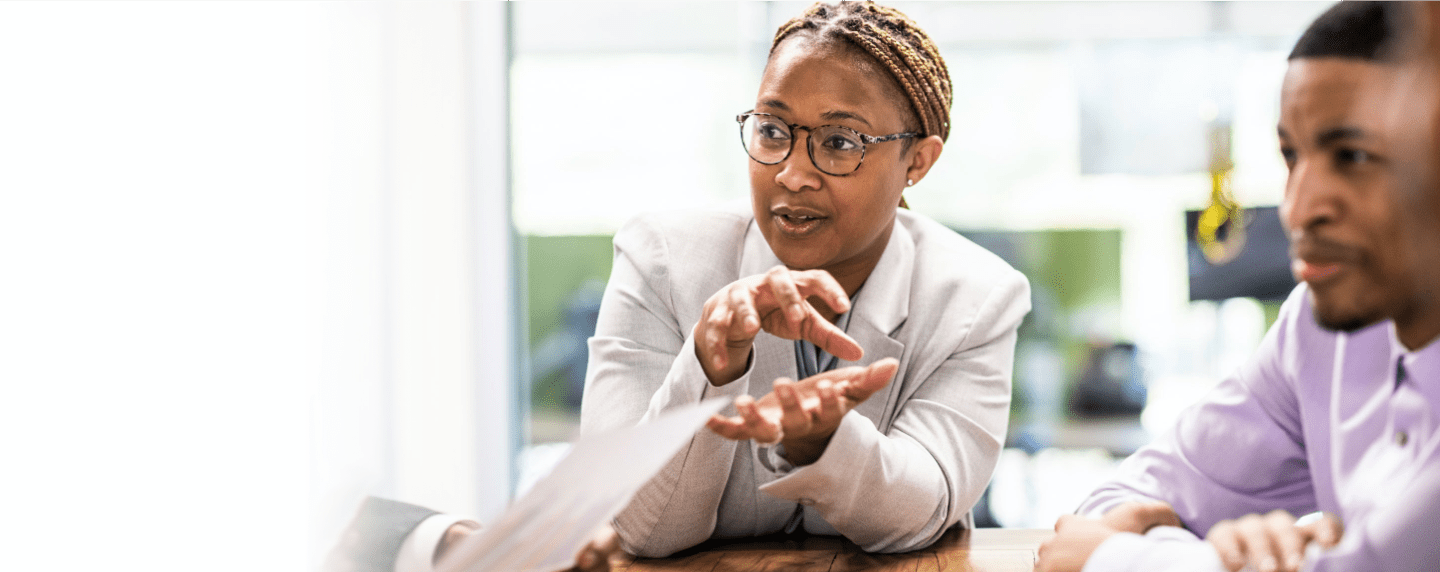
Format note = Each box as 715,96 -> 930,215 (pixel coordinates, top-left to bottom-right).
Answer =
615,528 -> 1053,572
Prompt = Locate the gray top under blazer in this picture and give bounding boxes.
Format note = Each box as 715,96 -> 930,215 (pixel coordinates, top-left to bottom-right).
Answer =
581,206 -> 1031,557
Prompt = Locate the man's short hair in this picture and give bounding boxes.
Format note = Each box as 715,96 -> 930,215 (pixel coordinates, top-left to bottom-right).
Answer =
1289,1 -> 1398,61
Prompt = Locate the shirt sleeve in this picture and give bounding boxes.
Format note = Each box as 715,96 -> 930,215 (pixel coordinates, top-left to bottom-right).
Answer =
758,266 -> 1031,553
1081,527 -> 1227,572
393,514 -> 476,572
1076,290 -> 1317,536
578,216 -> 752,558
1306,467 -> 1440,571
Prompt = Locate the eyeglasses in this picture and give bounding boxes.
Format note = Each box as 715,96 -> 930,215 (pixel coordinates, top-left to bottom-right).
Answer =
736,111 -> 918,176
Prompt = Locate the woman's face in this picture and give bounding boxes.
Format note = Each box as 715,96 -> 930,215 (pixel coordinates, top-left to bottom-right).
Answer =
749,38 -> 917,291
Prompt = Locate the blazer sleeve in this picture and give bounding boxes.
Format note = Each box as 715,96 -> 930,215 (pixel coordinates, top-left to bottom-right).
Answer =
329,497 -> 440,572
759,265 -> 1031,552
579,215 -> 754,557
1076,289 -> 1316,537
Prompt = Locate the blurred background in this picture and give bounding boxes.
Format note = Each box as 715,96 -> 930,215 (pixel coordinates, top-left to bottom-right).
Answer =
0,2 -> 1334,571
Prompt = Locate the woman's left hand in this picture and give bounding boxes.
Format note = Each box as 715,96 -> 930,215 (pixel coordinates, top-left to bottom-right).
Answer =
706,358 -> 898,465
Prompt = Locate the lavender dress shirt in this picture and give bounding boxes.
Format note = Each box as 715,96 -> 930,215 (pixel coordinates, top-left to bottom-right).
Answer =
1077,284 -> 1440,572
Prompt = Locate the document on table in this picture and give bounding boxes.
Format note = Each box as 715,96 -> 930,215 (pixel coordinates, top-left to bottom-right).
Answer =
438,398 -> 728,572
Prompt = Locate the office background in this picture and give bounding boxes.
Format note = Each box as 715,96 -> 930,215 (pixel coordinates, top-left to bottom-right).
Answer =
0,2 -> 1333,571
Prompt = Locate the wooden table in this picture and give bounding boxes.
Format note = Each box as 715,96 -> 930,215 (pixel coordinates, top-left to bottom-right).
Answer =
614,528 -> 1053,572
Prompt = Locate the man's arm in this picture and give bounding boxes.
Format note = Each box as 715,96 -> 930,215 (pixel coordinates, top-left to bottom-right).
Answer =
326,497 -> 465,572
1078,288 -> 1319,534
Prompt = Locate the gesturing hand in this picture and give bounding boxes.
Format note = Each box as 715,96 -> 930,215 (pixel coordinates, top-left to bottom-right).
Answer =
706,358 -> 898,465
694,266 -> 863,386
1206,510 -> 1344,572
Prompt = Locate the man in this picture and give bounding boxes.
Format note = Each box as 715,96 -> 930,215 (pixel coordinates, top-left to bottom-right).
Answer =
1038,2 -> 1440,571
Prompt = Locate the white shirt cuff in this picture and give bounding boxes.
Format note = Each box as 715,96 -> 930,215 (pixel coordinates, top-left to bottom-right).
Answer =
395,514 -> 477,572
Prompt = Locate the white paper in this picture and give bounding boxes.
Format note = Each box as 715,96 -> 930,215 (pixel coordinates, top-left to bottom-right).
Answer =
438,398 -> 728,572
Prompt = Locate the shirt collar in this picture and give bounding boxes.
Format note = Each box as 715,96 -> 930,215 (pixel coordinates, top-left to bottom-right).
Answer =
1387,322 -> 1440,402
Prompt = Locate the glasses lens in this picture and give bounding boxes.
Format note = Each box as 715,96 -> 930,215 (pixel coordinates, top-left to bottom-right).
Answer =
741,114 -> 791,164
810,126 -> 865,175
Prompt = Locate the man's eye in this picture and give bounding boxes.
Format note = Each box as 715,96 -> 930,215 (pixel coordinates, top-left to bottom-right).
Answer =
1279,147 -> 1297,167
1336,148 -> 1371,165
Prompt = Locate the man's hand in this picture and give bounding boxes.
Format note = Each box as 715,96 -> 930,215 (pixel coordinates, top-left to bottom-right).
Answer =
1102,501 -> 1183,534
1206,510 -> 1344,572
1037,515 -> 1121,572
693,266 -> 862,385
706,358 -> 898,465
433,520 -> 481,566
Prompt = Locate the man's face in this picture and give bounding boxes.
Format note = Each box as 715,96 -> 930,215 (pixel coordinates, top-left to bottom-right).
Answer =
1278,58 -> 1415,332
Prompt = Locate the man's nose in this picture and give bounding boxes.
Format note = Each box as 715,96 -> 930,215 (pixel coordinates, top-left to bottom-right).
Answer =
1282,159 -> 1341,233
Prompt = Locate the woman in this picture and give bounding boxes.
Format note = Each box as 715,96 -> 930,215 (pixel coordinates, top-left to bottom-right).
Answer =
580,1 -> 1030,557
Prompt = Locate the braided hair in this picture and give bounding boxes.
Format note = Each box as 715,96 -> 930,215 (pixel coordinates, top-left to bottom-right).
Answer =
772,1 -> 953,143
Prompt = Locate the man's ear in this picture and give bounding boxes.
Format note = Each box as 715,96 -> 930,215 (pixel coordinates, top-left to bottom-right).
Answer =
904,135 -> 944,186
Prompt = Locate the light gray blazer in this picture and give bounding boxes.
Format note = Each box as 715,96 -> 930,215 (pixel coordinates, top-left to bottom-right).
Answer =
581,206 -> 1030,557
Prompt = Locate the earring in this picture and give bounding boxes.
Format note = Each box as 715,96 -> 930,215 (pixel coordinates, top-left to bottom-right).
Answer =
906,179 -> 914,187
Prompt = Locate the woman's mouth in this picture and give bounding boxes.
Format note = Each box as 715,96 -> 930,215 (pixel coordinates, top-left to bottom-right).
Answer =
772,208 -> 827,237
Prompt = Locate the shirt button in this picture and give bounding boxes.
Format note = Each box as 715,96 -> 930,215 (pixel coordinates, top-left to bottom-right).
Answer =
1396,431 -> 1409,447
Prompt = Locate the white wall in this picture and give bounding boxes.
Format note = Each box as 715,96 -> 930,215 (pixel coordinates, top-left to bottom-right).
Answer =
0,3 -> 514,570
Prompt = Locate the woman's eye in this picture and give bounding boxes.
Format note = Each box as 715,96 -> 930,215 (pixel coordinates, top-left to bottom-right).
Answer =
758,123 -> 789,140
823,134 -> 860,152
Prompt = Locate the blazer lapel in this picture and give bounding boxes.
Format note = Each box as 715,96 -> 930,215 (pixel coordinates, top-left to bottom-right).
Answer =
844,222 -> 912,431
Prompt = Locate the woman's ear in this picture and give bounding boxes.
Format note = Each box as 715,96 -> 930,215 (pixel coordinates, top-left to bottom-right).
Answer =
904,135 -> 944,186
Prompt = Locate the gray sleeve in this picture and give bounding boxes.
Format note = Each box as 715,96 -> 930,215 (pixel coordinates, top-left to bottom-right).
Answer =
329,497 -> 439,572
579,217 -> 750,558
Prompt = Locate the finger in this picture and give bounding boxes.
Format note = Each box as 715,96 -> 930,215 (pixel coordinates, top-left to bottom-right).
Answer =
796,305 -> 864,362
843,358 -> 899,402
1263,510 -> 1304,572
706,414 -> 749,440
738,396 -> 781,444
1207,521 -> 1246,572
1306,514 -> 1344,548
764,266 -> 807,326
1235,515 -> 1280,572
774,380 -> 813,434
1053,514 -> 1084,532
700,305 -> 729,371
727,285 -> 761,339
816,379 -> 844,421
794,269 -> 851,314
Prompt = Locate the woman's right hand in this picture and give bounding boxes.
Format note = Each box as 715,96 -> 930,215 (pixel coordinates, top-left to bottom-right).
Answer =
695,266 -> 863,385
